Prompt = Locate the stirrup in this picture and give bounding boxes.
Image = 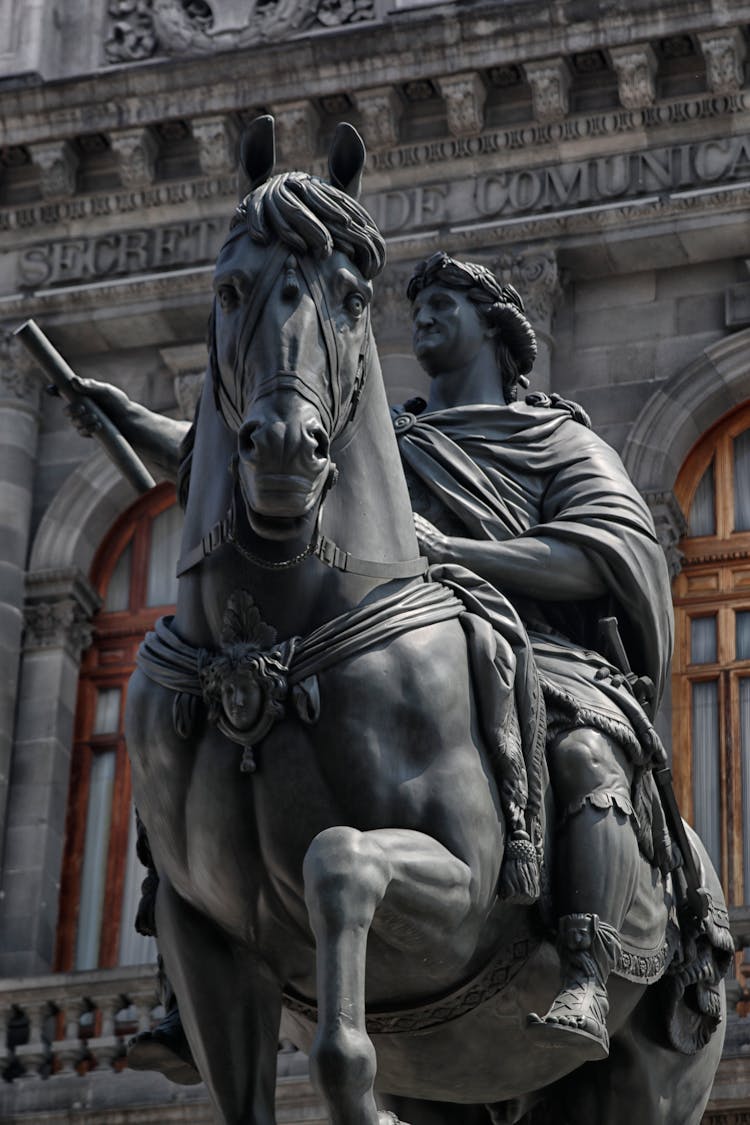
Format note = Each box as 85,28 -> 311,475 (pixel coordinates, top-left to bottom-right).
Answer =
527,913 -> 620,1062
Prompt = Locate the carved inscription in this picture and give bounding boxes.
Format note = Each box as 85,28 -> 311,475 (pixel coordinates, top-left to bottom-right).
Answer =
18,217 -> 225,288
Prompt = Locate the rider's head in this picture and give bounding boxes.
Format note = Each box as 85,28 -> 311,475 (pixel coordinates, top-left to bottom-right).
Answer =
407,252 -> 537,403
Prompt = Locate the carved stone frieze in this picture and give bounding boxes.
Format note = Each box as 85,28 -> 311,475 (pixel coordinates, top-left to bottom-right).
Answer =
609,44 -> 657,110
491,248 -> 560,327
0,333 -> 41,407
110,127 -> 159,189
523,58 -> 570,123
643,490 -> 688,579
273,101 -> 320,166
437,72 -> 487,138
354,87 -> 403,151
192,115 -> 239,177
104,0 -> 375,63
24,569 -> 102,659
29,141 -> 79,201
699,29 -> 747,95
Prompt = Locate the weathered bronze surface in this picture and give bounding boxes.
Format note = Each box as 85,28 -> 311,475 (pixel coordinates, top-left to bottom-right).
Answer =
37,117 -> 733,1125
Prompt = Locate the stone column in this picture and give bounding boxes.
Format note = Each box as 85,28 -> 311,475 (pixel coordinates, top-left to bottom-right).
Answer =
0,569 -> 100,976
493,248 -> 561,396
0,334 -> 41,875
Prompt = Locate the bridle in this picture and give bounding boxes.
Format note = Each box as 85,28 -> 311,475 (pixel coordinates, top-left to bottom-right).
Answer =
177,239 -> 427,581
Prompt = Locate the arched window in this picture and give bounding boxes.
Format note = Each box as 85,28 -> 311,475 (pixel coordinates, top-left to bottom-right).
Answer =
672,401 -> 750,905
55,483 -> 182,971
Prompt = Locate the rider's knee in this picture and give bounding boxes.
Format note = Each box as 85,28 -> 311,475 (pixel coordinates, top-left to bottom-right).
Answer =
547,727 -> 632,815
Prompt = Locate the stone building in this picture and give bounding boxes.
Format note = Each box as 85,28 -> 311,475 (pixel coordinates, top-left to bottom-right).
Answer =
1,0 -> 750,1120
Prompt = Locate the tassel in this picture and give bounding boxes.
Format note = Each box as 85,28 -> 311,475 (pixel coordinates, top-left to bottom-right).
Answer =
499,832 -> 540,904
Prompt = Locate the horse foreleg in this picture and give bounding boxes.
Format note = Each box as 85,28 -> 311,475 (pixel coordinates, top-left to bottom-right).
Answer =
303,826 -> 476,1125
156,877 -> 282,1125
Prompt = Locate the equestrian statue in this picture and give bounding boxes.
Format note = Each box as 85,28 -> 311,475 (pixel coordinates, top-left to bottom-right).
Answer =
21,116 -> 733,1125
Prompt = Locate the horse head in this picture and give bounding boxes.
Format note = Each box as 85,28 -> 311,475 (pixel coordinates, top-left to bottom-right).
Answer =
210,115 -> 386,543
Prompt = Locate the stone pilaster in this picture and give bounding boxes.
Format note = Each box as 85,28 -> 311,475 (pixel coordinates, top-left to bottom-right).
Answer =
698,28 -> 747,95
159,343 -> 208,420
609,44 -> 658,109
643,490 -> 688,579
523,58 -> 570,123
354,86 -> 403,150
493,248 -> 561,395
272,100 -> 319,168
0,569 -> 100,976
437,72 -> 487,137
192,114 -> 239,178
0,334 -> 41,892
28,140 -> 78,200
110,126 -> 159,190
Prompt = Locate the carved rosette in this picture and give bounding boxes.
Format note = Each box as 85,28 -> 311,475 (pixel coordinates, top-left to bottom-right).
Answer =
699,29 -> 747,95
192,115 -> 239,178
29,140 -> 79,201
354,87 -> 403,150
437,72 -> 487,138
523,58 -> 570,123
0,333 -> 41,407
105,0 -> 158,63
273,101 -> 319,167
492,249 -> 560,327
24,571 -> 101,659
643,490 -> 688,579
110,127 -> 159,189
609,44 -> 657,110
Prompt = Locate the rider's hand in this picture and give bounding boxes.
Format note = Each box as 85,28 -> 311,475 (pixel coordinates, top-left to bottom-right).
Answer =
62,376 -> 133,436
414,513 -> 451,565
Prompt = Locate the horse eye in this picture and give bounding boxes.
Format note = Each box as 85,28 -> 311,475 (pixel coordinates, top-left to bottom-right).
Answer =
345,293 -> 366,318
217,285 -> 239,312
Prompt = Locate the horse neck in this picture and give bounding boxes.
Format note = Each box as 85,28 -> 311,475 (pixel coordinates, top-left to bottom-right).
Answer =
174,343 -> 421,646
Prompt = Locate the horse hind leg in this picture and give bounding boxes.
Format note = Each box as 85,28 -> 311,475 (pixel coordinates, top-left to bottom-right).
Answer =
303,825 -> 476,1125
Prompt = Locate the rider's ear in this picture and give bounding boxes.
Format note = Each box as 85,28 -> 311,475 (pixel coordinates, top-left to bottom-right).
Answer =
239,114 -> 276,196
328,123 -> 366,199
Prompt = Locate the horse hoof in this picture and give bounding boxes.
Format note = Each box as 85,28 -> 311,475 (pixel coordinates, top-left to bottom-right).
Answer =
526,1014 -> 609,1063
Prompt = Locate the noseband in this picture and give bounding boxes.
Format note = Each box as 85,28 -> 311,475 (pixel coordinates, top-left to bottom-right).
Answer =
178,239 -> 427,582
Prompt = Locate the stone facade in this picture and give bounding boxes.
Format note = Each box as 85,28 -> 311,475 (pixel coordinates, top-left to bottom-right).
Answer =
1,0 -> 750,1119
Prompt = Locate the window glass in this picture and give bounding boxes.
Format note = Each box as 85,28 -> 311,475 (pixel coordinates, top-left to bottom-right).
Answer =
734,429 -> 750,532
690,616 -> 717,664
74,750 -> 116,970
146,504 -> 182,607
691,681 -> 721,874
688,461 -> 715,537
93,687 -> 122,735
104,542 -> 132,612
741,678 -> 750,898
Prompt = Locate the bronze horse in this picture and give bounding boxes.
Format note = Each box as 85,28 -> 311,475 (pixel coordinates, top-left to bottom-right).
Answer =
126,117 -> 729,1125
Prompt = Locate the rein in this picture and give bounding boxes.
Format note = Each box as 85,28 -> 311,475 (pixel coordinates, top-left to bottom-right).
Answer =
178,242 -> 427,582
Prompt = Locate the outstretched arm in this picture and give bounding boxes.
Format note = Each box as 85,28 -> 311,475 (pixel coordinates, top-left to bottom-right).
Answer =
414,514 -> 606,601
66,377 -> 189,483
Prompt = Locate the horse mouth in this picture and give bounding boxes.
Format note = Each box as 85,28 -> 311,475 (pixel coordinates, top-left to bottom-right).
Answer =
239,470 -> 328,539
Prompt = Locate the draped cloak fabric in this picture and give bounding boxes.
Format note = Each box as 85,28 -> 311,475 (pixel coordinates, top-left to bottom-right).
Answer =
395,400 -> 675,863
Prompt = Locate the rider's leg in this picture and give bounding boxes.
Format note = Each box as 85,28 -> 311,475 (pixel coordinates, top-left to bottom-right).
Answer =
303,825 -> 480,1125
528,728 -> 639,1060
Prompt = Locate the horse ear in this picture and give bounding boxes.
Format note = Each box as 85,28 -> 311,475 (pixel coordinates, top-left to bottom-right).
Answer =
328,122 -> 366,199
239,114 -> 276,196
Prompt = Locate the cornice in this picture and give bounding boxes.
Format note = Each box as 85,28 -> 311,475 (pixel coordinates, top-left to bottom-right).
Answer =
1,2 -> 750,144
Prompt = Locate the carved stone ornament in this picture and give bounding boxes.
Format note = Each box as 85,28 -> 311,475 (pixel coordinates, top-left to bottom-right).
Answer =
643,490 -> 688,580
272,100 -> 320,166
29,140 -> 79,200
24,569 -> 101,657
192,115 -> 239,178
523,58 -> 571,123
354,87 -> 403,151
110,127 -> 159,188
159,342 -> 208,419
699,28 -> 747,95
437,72 -> 487,138
492,248 -> 560,327
0,332 -> 41,405
609,44 -> 657,110
104,0 -> 375,63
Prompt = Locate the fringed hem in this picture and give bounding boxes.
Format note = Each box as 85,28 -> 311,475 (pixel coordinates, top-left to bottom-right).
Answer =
557,789 -> 635,828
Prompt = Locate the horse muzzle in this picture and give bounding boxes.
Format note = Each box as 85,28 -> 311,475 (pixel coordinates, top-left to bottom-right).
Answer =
236,395 -> 332,533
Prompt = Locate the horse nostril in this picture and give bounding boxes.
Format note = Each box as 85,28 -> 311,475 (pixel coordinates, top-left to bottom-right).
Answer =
238,421 -> 258,458
310,426 -> 329,461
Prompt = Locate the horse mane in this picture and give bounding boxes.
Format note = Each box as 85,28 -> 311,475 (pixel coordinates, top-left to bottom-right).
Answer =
233,171 -> 386,280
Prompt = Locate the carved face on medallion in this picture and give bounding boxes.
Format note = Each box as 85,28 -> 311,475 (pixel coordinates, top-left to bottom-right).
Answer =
220,664 -> 264,733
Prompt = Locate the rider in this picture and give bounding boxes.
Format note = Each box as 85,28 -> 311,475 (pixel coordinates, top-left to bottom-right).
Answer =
65,251 -> 675,1064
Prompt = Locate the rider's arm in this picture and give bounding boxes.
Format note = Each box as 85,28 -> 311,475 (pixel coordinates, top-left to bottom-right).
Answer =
68,378 -> 189,483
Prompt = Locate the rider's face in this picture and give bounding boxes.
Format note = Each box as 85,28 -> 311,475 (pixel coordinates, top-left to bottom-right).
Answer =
411,284 -> 489,375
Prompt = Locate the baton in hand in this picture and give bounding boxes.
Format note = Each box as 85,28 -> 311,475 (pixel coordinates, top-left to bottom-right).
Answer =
14,319 -> 156,494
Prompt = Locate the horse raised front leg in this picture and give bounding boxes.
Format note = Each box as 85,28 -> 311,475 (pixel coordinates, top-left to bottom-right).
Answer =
156,876 -> 282,1125
303,826 -> 476,1125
